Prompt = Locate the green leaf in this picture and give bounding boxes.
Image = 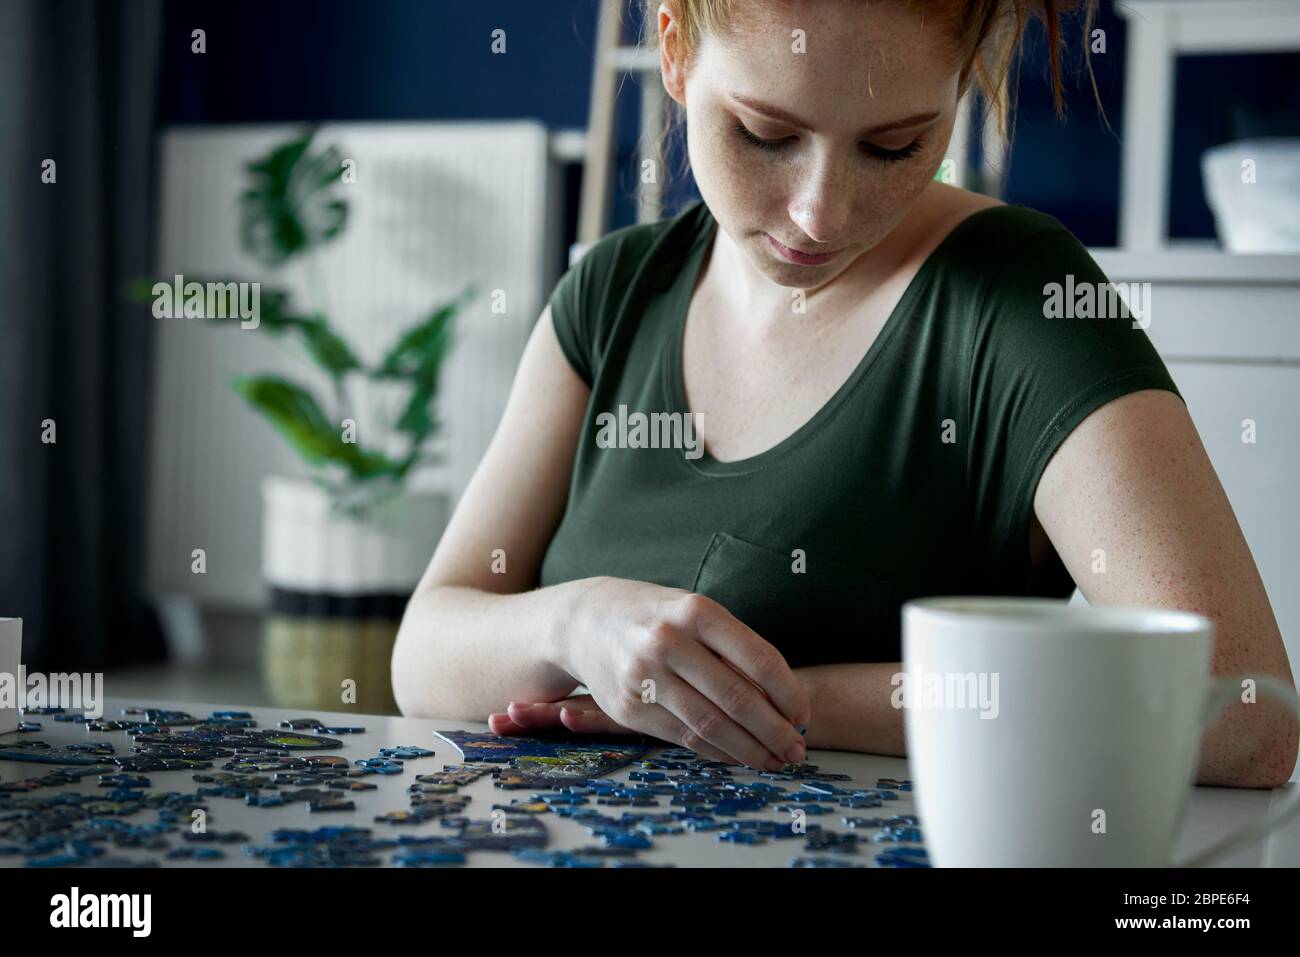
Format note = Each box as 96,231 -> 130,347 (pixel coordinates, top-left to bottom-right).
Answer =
293,317 -> 361,381
239,128 -> 349,267
393,370 -> 442,449
123,277 -> 164,303
375,285 -> 475,446
242,286 -> 300,331
127,278 -> 360,382
230,375 -> 399,480
375,296 -> 459,378
123,277 -> 289,327
226,287 -> 359,379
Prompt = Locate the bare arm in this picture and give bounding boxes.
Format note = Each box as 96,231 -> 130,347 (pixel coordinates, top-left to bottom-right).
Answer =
1033,389 -> 1298,788
391,306 -> 589,720
742,390 -> 1299,789
794,662 -> 906,755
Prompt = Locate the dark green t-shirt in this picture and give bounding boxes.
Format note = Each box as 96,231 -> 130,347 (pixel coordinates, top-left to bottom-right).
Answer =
539,198 -> 1182,668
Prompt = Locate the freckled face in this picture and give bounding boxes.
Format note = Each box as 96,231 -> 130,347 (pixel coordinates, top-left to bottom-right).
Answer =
677,0 -> 961,288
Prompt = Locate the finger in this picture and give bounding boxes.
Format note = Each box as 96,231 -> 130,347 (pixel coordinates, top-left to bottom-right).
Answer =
504,696 -> 596,730
558,707 -> 632,736
667,643 -> 807,766
620,706 -> 738,765
584,690 -> 743,766
505,701 -> 568,729
497,694 -> 755,770
678,596 -> 812,728
649,675 -> 791,772
487,712 -> 530,735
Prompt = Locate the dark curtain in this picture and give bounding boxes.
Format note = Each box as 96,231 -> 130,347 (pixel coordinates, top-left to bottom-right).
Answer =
0,0 -> 165,671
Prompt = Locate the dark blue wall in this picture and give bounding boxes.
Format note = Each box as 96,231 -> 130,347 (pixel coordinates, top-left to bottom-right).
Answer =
160,0 -> 599,128
158,0 -> 1300,248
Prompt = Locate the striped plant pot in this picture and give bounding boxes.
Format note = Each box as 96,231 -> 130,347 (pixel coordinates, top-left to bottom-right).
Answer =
260,476 -> 448,715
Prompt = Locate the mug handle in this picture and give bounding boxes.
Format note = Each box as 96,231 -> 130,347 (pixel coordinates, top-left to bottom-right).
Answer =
1174,673 -> 1300,867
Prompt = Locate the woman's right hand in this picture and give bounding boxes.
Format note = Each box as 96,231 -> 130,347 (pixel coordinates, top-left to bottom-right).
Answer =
556,576 -> 813,771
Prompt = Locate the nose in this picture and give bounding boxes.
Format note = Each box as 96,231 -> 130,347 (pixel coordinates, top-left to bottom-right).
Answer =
787,153 -> 857,246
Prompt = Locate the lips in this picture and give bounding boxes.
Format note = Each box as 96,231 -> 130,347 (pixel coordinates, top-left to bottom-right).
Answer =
765,233 -> 841,266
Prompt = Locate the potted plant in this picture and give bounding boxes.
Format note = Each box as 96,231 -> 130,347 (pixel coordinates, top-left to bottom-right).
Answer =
132,129 -> 475,712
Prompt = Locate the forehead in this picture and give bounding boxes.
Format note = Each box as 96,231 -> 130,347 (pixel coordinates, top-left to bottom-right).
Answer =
694,0 -> 960,111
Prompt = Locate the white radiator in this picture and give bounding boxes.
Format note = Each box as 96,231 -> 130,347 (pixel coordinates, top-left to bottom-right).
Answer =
147,122 -> 562,611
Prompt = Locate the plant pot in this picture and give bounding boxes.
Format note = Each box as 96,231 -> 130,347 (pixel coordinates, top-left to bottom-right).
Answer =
259,476 -> 448,714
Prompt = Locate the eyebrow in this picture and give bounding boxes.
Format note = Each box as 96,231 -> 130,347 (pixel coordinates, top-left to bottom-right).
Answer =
727,93 -> 940,137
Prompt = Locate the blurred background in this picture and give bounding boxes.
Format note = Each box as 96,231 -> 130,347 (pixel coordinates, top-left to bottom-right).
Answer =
1,0 -> 1298,713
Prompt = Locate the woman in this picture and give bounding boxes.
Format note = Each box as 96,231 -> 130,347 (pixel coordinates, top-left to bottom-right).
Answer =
392,0 -> 1297,787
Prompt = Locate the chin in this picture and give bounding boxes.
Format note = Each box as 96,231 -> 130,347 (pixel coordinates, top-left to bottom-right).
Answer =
759,258 -> 848,291
747,233 -> 844,279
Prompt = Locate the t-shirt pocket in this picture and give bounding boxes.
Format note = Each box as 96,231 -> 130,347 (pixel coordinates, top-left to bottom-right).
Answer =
688,531 -> 891,666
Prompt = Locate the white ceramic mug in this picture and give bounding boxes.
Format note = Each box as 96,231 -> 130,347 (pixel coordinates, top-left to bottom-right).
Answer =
0,618 -> 21,735
901,597 -> 1300,867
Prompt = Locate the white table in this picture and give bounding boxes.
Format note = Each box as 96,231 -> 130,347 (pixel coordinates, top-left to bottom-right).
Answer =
2,697 -> 1294,867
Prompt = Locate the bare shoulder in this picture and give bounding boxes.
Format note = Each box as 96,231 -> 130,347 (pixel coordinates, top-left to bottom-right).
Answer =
895,182 -> 1006,264
927,181 -> 1005,228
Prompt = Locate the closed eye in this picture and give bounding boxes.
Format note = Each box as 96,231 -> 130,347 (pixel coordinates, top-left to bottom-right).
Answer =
733,120 -> 923,163
734,121 -> 792,153
861,140 -> 924,163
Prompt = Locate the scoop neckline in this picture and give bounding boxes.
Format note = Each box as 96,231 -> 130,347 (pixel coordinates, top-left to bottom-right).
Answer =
661,199 -> 1012,477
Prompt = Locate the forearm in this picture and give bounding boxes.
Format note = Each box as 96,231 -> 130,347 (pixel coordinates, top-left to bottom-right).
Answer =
792,663 -> 1298,786
796,661 -> 907,756
391,581 -> 586,721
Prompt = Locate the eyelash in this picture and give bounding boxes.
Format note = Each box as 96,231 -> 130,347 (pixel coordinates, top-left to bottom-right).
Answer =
732,120 -> 923,163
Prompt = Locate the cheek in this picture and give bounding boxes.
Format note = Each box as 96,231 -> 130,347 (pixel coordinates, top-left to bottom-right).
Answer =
856,134 -> 952,221
908,115 -> 957,191
875,158 -> 939,209
699,122 -> 781,188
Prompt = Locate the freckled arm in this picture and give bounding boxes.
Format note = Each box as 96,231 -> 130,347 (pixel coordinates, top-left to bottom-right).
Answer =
1033,389 -> 1299,789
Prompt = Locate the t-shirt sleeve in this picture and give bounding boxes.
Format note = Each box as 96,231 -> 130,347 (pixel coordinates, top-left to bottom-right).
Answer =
547,204 -> 705,389
546,225 -> 644,388
966,221 -> 1183,574
547,243 -> 599,387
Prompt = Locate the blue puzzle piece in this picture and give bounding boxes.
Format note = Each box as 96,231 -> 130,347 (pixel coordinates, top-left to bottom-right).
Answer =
598,831 -> 652,850
355,758 -> 403,774
394,849 -> 467,867
513,849 -> 605,868
839,796 -> 883,809
379,745 -> 433,758
872,826 -> 924,843
875,846 -> 930,867
790,856 -> 865,868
